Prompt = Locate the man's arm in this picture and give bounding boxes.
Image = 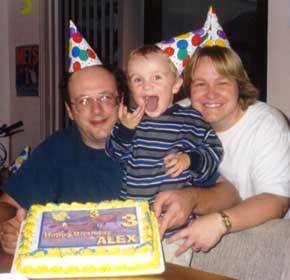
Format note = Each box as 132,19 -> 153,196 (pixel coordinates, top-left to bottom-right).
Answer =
153,177 -> 240,237
0,192 -> 27,255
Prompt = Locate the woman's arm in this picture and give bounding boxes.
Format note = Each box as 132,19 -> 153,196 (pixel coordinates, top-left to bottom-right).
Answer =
153,176 -> 240,237
167,193 -> 290,255
219,193 -> 289,232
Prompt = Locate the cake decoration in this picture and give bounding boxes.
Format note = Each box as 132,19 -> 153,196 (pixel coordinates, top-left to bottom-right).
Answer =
12,200 -> 164,278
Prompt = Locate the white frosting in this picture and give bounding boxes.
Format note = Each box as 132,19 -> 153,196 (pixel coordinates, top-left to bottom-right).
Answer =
0,274 -> 28,280
21,252 -> 153,268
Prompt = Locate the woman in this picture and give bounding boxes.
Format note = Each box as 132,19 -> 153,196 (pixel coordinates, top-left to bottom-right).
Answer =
165,46 -> 290,256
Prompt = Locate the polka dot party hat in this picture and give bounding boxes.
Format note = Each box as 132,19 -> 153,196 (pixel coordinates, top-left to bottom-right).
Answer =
68,20 -> 102,73
156,6 -> 230,75
202,6 -> 230,48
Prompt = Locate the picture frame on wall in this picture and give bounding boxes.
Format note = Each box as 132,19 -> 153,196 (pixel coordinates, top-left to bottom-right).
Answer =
16,45 -> 39,97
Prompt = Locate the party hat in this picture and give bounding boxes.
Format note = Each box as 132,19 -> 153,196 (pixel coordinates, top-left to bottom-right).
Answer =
9,145 -> 30,174
68,20 -> 102,72
201,6 -> 230,48
156,6 -> 230,75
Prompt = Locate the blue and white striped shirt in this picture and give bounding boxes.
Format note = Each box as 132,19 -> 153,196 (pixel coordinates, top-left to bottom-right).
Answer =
106,104 -> 223,203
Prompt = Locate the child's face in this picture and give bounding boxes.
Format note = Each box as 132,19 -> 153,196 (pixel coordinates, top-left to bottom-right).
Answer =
127,53 -> 182,117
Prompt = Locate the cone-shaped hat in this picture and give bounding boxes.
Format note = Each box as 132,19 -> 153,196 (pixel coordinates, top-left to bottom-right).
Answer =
68,20 -> 102,72
156,6 -> 230,75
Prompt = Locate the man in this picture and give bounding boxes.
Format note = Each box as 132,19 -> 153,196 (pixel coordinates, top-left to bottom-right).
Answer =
0,65 -> 125,253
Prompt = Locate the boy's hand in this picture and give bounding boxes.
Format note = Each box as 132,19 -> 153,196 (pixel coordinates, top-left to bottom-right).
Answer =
164,152 -> 190,177
118,103 -> 145,129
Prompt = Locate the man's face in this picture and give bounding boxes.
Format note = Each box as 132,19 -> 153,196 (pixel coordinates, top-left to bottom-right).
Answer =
66,66 -> 119,149
127,53 -> 182,117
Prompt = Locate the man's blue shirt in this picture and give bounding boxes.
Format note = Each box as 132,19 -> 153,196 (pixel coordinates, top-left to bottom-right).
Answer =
3,124 -> 123,209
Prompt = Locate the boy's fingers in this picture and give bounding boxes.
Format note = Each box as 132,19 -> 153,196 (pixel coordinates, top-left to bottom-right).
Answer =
164,154 -> 175,164
118,103 -> 126,118
123,105 -> 128,116
134,106 -> 145,118
165,166 -> 177,176
165,168 -> 181,178
164,159 -> 178,169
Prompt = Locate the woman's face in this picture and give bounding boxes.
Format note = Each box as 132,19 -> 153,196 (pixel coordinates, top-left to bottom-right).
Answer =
190,57 -> 243,132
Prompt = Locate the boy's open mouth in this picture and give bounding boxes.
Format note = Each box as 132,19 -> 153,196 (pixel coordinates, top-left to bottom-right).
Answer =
144,96 -> 159,112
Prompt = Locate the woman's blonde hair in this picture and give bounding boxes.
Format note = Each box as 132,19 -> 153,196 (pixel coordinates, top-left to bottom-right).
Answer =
184,46 -> 259,110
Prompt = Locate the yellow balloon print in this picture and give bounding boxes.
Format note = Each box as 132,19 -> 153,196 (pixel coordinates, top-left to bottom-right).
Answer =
20,0 -> 32,16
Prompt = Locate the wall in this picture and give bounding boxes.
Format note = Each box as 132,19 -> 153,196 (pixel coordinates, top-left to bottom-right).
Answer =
1,0 -> 42,163
267,0 -> 290,119
119,0 -> 144,69
161,0 -> 256,38
0,1 -> 11,162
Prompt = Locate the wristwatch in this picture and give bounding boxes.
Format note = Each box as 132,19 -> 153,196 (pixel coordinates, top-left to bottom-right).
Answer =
219,211 -> 232,233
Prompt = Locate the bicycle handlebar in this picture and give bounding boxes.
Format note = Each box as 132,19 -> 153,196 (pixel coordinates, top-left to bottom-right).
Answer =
0,121 -> 24,137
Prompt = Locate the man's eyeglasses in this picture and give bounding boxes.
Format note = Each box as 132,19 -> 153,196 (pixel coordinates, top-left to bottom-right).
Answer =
71,94 -> 119,112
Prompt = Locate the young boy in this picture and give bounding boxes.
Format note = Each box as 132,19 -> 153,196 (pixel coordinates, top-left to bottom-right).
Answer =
106,45 -> 223,266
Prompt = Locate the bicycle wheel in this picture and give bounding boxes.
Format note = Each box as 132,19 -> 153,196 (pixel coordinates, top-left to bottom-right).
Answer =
0,142 -> 7,169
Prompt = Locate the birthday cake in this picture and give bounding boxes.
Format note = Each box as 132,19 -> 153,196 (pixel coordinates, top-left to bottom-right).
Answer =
13,200 -> 164,278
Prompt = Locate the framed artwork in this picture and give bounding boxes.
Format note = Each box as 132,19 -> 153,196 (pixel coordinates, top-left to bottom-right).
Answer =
16,45 -> 39,96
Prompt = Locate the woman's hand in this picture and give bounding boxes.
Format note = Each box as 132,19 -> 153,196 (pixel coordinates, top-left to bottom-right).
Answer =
166,213 -> 227,256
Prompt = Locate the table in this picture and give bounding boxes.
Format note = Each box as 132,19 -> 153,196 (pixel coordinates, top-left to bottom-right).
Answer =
0,248 -> 233,280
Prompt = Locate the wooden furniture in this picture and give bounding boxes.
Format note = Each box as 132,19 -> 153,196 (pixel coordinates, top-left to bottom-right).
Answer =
0,248 -> 233,279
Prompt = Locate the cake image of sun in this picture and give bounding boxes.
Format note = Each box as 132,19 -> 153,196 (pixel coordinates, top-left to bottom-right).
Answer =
12,200 -> 164,278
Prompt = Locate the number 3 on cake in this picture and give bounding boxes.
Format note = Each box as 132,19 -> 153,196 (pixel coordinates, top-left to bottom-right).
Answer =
121,213 -> 137,227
